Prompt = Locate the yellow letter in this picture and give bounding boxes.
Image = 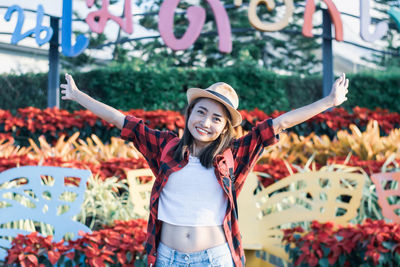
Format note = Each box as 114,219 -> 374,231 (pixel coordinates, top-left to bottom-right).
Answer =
248,0 -> 294,31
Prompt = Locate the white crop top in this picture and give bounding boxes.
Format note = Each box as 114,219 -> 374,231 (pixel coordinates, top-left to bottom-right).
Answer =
158,155 -> 228,226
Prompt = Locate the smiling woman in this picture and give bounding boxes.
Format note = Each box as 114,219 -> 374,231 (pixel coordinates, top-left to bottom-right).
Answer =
188,99 -> 228,150
175,83 -> 240,169
60,72 -> 349,266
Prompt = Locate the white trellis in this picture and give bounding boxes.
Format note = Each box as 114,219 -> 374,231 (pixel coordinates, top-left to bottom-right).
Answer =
0,166 -> 91,260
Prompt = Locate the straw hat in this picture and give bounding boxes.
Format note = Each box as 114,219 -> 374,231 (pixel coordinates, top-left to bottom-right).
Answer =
187,82 -> 242,127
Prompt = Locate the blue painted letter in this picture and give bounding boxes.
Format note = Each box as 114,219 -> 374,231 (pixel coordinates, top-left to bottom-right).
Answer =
4,5 -> 34,44
35,5 -> 53,46
62,0 -> 89,57
4,5 -> 53,46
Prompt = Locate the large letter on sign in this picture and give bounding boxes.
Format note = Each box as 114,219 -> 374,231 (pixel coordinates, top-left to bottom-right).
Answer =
4,5 -> 53,46
158,0 -> 232,53
388,7 -> 400,31
86,0 -> 133,34
303,0 -> 343,41
62,0 -> 89,57
360,0 -> 387,42
248,0 -> 294,32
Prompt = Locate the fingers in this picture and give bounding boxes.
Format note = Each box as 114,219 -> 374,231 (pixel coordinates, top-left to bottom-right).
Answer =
60,84 -> 68,89
344,78 -> 349,88
339,73 -> 345,85
335,73 -> 349,90
66,73 -> 74,83
65,73 -> 78,90
65,73 -> 73,87
60,88 -> 69,100
335,73 -> 345,86
335,75 -> 342,85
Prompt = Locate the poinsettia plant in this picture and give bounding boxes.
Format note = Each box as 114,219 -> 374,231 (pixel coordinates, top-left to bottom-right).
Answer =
283,219 -> 400,267
1,106 -> 399,146
5,219 -> 148,267
0,155 -> 149,182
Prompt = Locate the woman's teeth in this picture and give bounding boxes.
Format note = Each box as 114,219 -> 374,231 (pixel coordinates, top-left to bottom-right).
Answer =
197,127 -> 208,134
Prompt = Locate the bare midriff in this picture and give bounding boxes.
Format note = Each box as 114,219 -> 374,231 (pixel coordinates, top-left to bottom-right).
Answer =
160,221 -> 227,253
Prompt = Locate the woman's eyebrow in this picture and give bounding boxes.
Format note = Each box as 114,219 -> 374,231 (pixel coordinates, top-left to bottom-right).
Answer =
198,106 -> 223,118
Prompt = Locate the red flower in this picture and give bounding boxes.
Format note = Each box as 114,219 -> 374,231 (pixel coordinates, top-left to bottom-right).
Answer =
283,220 -> 400,266
7,219 -> 147,266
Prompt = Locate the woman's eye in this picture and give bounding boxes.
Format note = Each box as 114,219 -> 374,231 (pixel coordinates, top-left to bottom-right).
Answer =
197,110 -> 204,114
214,117 -> 221,122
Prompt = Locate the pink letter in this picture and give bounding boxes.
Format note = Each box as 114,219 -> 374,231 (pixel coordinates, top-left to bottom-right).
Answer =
158,0 -> 232,53
86,0 -> 133,34
302,0 -> 343,42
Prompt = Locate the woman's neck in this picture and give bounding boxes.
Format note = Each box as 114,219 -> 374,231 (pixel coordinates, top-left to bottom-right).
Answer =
190,142 -> 206,157
190,146 -> 200,157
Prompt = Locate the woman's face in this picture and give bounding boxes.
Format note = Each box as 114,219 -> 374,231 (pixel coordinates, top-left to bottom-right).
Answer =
187,98 -> 228,150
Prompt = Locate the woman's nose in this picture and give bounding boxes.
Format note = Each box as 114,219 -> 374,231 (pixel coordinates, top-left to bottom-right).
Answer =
201,117 -> 212,127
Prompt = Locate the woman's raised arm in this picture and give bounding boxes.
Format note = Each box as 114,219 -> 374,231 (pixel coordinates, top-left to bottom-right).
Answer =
60,73 -> 126,130
272,73 -> 349,134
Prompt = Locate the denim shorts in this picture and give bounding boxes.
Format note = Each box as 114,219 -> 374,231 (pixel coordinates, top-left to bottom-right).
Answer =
155,241 -> 235,267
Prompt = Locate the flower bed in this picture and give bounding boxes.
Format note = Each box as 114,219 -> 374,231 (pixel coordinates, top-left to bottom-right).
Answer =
2,108 -> 400,266
0,155 -> 149,182
283,219 -> 400,266
5,219 -> 148,267
1,107 -> 399,146
1,119 -> 400,184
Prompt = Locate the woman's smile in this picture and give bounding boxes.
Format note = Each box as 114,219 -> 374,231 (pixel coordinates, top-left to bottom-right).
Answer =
188,98 -> 228,150
195,126 -> 210,135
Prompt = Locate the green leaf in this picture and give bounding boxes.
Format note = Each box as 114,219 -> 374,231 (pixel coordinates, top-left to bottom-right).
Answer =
319,258 -> 329,267
321,244 -> 330,257
294,234 -> 301,240
134,258 -> 147,267
382,241 -> 395,251
378,253 -> 388,265
338,255 -> 346,266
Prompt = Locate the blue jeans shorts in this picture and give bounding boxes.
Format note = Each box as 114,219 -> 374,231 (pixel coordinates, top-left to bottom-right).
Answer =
155,241 -> 235,267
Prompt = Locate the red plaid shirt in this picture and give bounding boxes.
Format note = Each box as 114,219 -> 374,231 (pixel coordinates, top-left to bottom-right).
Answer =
120,115 -> 279,267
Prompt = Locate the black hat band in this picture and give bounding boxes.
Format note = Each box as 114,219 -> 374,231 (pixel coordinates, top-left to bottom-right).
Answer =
205,90 -> 235,108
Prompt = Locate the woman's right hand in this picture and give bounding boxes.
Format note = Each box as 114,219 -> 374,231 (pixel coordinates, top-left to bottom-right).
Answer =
60,73 -> 80,101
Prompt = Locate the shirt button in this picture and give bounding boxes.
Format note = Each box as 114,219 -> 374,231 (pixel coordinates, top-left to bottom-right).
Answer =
178,164 -> 182,168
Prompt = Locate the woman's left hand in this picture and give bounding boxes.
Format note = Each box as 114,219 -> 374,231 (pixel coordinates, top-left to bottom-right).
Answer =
328,73 -> 349,107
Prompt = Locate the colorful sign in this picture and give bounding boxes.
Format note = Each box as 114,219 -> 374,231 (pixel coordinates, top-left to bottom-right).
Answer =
1,0 -> 399,57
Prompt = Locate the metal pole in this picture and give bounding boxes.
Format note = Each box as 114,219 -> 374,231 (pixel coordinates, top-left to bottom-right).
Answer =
322,9 -> 334,98
48,16 -> 60,108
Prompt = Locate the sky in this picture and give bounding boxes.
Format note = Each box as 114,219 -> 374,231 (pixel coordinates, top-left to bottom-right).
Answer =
0,0 -> 395,64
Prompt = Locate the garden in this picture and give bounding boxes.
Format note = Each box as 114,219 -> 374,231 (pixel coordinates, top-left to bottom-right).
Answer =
1,80 -> 400,266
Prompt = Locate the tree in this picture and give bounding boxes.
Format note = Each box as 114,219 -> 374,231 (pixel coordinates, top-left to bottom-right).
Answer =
363,0 -> 400,68
62,0 -> 323,75
134,0 -> 321,74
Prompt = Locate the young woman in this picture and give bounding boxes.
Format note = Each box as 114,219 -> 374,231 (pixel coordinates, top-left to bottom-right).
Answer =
60,73 -> 349,267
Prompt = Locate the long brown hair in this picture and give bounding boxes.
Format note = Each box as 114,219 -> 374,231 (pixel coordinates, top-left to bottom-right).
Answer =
173,97 -> 235,168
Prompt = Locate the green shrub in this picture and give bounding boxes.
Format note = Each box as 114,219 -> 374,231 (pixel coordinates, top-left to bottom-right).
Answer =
1,63 -> 399,114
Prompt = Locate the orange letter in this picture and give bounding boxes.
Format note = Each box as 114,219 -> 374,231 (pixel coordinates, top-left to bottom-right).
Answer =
302,0 -> 343,41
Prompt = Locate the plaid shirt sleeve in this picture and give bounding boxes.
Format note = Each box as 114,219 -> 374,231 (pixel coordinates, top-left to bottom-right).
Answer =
231,118 -> 279,193
120,115 -> 178,172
